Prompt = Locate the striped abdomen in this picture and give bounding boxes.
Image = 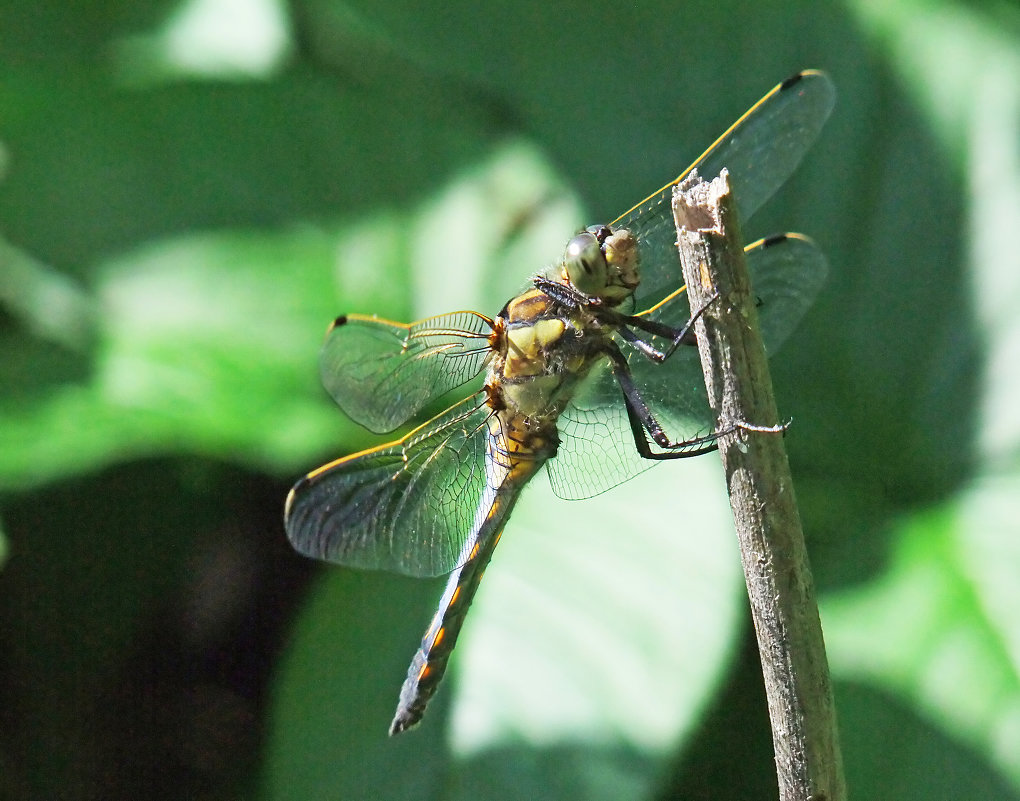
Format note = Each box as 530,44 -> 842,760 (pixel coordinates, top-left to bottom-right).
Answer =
389,416 -> 549,735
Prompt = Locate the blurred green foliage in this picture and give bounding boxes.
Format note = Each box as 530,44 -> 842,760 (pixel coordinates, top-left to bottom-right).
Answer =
0,0 -> 1018,799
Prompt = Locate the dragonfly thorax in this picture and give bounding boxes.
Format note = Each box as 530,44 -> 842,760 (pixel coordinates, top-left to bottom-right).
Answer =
489,295 -> 612,422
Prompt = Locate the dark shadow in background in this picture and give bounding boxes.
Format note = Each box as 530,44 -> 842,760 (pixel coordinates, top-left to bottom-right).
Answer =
0,460 -> 312,800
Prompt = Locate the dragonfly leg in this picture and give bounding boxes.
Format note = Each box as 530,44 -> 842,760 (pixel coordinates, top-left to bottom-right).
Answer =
532,275 -> 601,308
602,341 -> 728,461
614,291 -> 721,364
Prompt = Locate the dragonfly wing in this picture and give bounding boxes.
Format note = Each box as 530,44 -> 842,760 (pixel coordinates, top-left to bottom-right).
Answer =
320,311 -> 495,433
613,70 -> 835,316
285,393 -> 498,577
741,233 -> 829,354
685,70 -> 835,223
549,234 -> 826,501
550,356 -> 712,500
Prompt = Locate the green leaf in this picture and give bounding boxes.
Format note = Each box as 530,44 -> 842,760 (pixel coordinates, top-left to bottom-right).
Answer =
824,470 -> 1020,789
450,465 -> 742,756
264,569 -> 453,801
0,227 -> 345,486
3,0 -> 1019,798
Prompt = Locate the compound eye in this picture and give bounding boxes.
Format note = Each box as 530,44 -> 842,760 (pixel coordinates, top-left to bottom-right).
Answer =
563,231 -> 607,295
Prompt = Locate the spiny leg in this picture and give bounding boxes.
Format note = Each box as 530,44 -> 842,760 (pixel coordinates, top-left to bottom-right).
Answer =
612,291 -> 721,363
601,342 -> 726,461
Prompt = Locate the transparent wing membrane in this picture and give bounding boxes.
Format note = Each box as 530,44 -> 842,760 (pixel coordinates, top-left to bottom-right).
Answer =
285,394 -> 500,577
307,70 -> 833,525
741,233 -> 829,354
320,311 -> 494,434
550,383 -> 713,499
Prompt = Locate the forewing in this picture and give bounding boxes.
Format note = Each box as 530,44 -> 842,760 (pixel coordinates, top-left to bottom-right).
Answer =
613,70 -> 835,317
549,234 -> 827,500
320,311 -> 494,433
285,394 -> 497,577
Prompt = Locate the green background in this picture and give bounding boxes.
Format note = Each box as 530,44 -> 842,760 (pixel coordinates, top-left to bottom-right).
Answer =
1,0 -> 1018,798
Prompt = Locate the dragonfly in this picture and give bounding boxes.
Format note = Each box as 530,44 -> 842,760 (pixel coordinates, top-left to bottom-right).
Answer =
285,70 -> 835,735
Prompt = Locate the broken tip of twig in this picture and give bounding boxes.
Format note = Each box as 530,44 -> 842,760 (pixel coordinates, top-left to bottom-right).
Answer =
672,168 -> 730,236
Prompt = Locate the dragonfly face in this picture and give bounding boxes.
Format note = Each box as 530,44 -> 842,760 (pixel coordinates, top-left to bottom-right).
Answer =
560,226 -> 640,303
285,70 -> 835,736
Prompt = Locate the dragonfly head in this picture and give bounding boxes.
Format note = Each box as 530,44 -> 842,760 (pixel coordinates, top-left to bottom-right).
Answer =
561,225 -> 639,306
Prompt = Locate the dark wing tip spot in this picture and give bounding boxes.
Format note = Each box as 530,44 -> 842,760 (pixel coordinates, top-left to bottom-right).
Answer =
761,233 -> 789,249
780,72 -> 805,91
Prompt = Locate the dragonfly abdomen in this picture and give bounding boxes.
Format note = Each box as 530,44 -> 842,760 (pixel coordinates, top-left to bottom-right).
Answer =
389,422 -> 548,735
389,528 -> 499,735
